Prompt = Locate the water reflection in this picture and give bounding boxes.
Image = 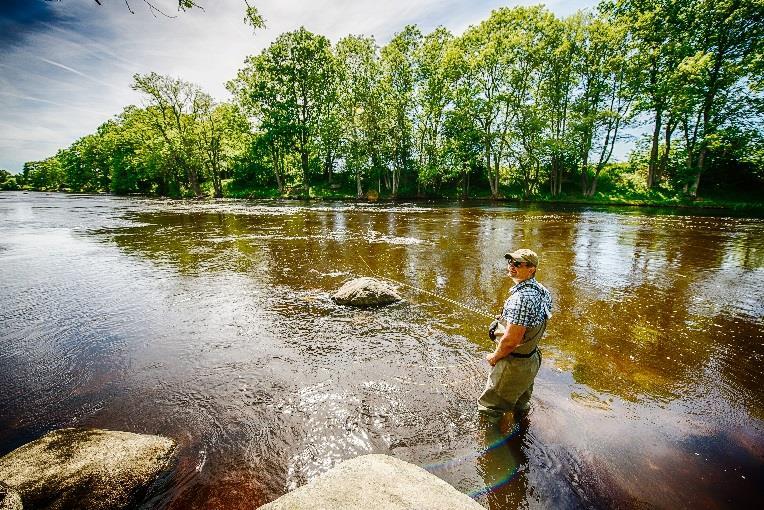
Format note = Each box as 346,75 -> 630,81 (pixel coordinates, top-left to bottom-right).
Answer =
1,193 -> 762,509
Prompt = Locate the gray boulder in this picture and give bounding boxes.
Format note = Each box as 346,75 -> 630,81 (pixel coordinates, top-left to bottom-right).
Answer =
0,428 -> 176,510
259,454 -> 484,510
332,277 -> 402,306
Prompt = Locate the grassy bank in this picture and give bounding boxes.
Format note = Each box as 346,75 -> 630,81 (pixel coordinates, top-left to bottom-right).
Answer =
9,182 -> 762,214
219,181 -> 764,213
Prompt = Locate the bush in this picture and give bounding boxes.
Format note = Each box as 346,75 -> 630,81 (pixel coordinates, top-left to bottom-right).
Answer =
0,176 -> 20,191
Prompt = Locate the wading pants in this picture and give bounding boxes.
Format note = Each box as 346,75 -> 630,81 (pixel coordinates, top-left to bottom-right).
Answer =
477,351 -> 541,421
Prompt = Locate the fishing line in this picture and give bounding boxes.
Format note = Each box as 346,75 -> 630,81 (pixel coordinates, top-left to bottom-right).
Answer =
357,253 -> 496,320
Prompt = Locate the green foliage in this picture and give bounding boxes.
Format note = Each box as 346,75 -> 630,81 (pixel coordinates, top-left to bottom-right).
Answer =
23,158 -> 64,190
0,169 -> 21,190
22,1 -> 763,207
243,1 -> 265,31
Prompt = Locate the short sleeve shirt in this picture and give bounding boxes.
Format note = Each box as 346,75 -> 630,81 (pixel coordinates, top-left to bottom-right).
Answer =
501,277 -> 553,328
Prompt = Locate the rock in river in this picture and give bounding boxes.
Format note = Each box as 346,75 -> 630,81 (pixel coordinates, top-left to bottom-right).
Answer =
332,277 -> 402,306
260,454 -> 484,510
0,428 -> 176,510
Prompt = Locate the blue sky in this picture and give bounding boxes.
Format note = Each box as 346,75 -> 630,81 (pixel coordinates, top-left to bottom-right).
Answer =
0,0 -> 600,173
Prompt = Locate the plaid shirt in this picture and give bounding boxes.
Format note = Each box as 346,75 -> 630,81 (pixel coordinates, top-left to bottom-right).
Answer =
501,277 -> 553,328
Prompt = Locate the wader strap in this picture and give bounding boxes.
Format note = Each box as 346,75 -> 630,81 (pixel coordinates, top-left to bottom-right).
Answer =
510,348 -> 537,358
509,321 -> 546,356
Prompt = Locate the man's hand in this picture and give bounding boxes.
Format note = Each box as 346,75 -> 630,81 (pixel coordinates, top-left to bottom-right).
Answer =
487,323 -> 527,367
488,320 -> 499,341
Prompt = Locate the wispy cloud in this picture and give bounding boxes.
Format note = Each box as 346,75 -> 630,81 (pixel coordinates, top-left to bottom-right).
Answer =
39,57 -> 124,90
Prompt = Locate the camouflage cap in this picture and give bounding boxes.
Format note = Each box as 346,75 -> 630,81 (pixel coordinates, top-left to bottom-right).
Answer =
504,248 -> 539,267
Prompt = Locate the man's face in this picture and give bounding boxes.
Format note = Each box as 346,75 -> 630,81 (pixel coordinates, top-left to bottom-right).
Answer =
507,258 -> 535,282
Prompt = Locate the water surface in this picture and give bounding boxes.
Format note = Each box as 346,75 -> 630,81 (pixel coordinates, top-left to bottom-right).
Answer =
1,192 -> 762,508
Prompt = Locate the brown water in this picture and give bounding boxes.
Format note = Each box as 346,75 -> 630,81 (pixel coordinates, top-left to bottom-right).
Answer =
1,191 -> 762,509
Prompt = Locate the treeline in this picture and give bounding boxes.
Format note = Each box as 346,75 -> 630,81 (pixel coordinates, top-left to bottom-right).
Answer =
11,0 -> 764,200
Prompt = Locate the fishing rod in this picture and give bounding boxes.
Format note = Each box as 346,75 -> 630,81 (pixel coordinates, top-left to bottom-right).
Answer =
357,253 -> 498,321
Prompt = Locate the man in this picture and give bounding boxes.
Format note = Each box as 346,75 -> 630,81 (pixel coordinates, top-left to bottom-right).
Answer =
478,248 -> 552,423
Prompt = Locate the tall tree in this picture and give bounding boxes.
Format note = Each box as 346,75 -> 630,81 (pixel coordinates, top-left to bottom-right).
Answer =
380,25 -> 421,197
230,28 -> 336,196
607,0 -> 687,188
674,0 -> 764,196
572,13 -> 632,196
335,35 -> 382,197
538,14 -> 580,196
413,27 -> 455,192
132,72 -> 211,196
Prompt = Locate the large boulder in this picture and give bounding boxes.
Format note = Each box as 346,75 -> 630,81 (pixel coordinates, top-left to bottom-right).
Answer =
332,277 -> 402,306
259,454 -> 484,510
0,428 -> 176,510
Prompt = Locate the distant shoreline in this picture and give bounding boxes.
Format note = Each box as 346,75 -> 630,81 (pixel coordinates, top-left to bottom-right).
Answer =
5,189 -> 764,215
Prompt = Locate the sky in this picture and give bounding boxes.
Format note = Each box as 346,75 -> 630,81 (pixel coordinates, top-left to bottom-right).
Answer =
0,0 -> 599,173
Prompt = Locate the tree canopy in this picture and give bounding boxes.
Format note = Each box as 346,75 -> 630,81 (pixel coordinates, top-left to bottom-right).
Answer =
20,1 -> 764,202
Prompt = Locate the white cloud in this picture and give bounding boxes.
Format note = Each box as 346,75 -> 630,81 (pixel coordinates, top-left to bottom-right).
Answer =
0,0 -> 598,172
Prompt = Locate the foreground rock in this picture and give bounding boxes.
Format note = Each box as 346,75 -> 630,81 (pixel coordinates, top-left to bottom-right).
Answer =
332,277 -> 402,306
0,483 -> 22,510
0,428 -> 176,510
260,454 -> 484,510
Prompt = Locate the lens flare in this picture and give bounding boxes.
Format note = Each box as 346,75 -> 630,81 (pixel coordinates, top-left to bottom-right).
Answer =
424,420 -> 524,498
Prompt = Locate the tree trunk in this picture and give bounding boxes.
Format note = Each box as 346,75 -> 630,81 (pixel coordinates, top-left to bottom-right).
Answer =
550,156 -> 558,196
690,147 -> 705,197
485,131 -> 496,198
186,163 -> 202,197
647,109 -> 663,188
211,164 -> 223,198
325,152 -> 334,184
301,150 -> 309,197
270,143 -> 284,194
392,165 -> 399,198
580,152 -> 589,195
657,120 -> 674,183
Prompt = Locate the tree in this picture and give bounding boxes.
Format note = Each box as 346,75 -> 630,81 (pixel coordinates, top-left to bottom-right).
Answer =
606,0 -> 688,189
229,28 -> 336,196
413,27 -> 455,192
571,13 -> 632,196
335,35 -> 382,197
198,103 -> 251,197
453,7 -> 552,198
22,157 -> 64,190
538,14 -> 580,196
674,0 -> 764,196
132,72 -> 213,196
380,26 -> 421,197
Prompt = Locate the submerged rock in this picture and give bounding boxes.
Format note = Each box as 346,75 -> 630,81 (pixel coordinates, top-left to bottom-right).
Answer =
0,428 -> 176,510
332,277 -> 402,306
260,454 -> 483,510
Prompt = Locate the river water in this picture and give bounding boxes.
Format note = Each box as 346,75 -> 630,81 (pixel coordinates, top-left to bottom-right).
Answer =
1,191 -> 762,509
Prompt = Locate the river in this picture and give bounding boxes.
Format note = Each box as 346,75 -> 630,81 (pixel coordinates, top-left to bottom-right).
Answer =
1,191 -> 762,509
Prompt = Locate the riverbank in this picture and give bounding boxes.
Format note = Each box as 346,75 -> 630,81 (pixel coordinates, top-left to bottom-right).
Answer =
222,181 -> 764,213
6,184 -> 764,214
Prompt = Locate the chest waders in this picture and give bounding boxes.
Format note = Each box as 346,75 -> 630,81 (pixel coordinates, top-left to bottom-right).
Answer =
477,320 -> 546,421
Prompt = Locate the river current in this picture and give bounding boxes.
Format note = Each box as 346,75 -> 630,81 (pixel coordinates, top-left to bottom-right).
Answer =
1,191 -> 762,508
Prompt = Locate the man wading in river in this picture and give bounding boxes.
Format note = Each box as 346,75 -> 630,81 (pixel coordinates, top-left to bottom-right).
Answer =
479,248 -> 552,425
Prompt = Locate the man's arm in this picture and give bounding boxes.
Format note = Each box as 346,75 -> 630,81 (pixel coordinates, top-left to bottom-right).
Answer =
486,323 -> 526,366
